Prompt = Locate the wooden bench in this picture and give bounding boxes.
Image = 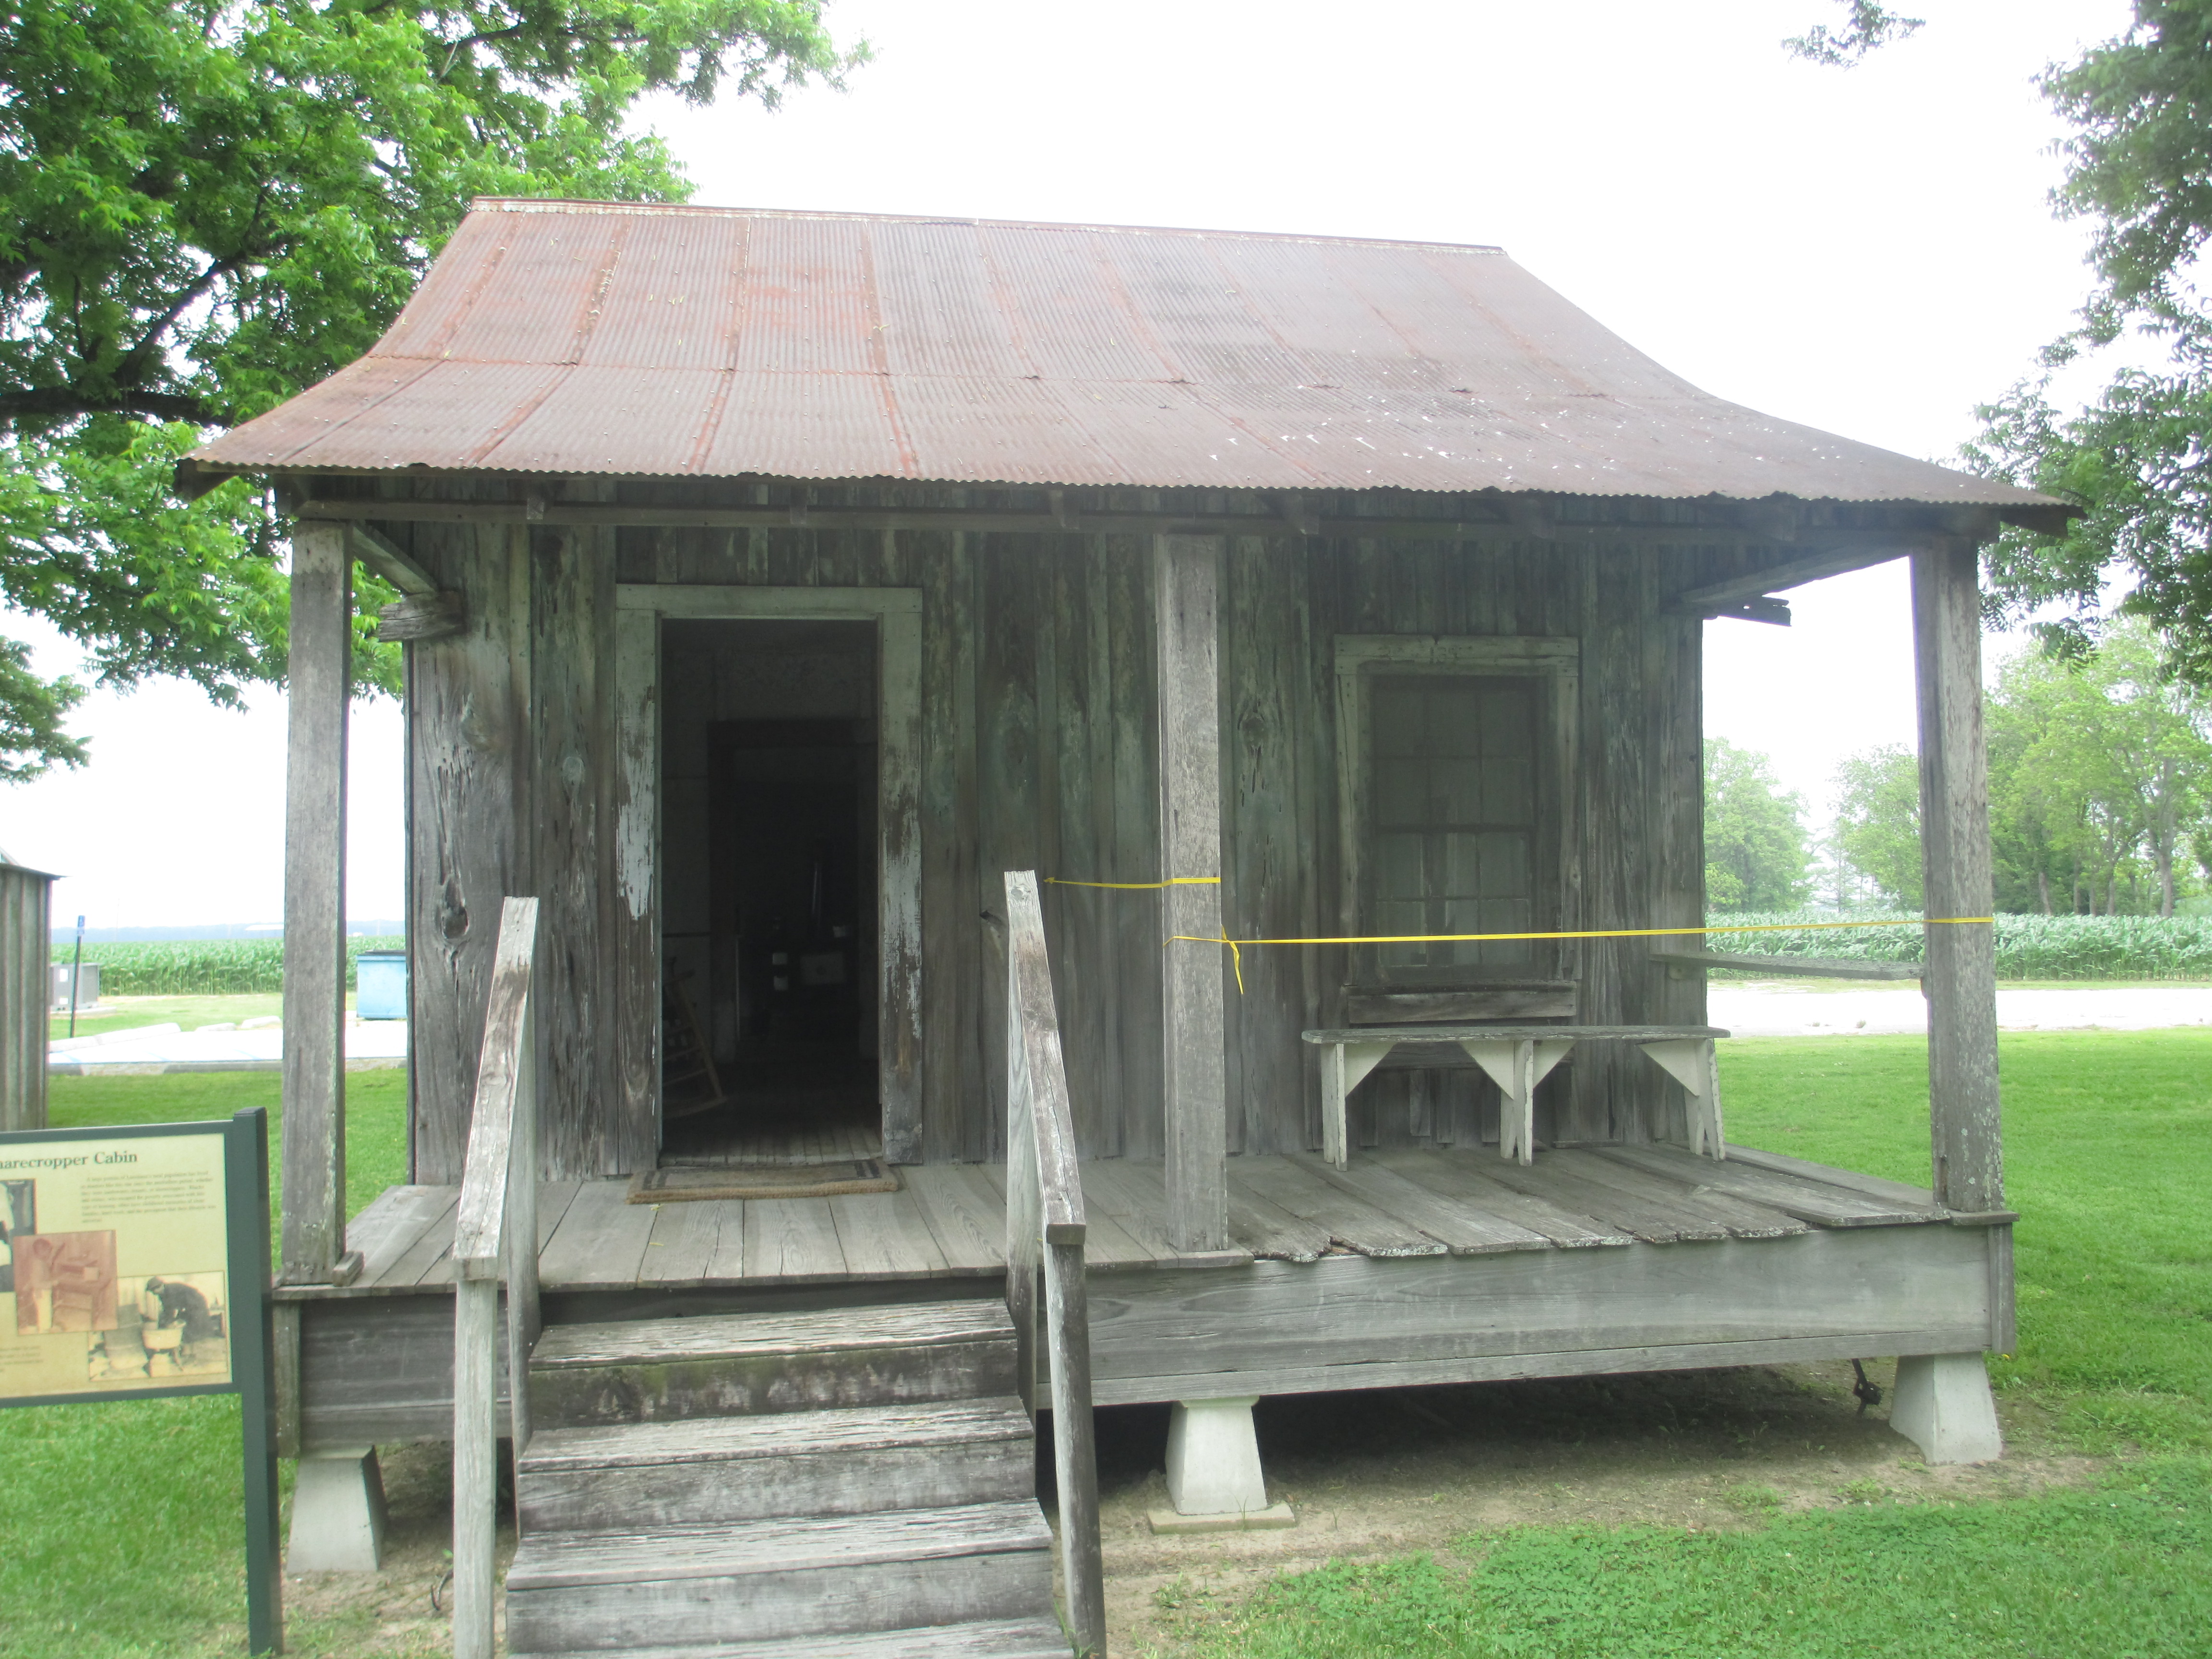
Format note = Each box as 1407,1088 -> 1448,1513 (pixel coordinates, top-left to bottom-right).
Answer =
1300,1023 -> 1731,1169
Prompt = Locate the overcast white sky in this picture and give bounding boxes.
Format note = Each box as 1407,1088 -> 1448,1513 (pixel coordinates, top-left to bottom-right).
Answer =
0,0 -> 2138,928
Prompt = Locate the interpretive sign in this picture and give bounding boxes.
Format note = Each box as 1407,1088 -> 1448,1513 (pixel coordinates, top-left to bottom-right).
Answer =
0,1110 -> 282,1652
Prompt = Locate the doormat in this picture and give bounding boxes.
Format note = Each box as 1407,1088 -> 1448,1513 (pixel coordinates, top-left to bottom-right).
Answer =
626,1160 -> 900,1203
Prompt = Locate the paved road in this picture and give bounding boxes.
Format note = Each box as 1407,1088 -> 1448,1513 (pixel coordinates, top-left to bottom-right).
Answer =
46,983 -> 2211,1071
48,1019 -> 408,1074
1711,982 -> 2212,1038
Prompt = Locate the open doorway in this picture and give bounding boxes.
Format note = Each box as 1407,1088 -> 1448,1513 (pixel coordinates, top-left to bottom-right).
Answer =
658,619 -> 881,1165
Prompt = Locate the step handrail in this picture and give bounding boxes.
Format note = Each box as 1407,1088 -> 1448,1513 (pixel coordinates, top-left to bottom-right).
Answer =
451,896 -> 541,1659
1003,870 -> 1106,1657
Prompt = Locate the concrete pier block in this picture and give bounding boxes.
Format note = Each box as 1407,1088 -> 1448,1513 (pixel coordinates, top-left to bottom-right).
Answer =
1153,1397 -> 1293,1531
1890,1353 -> 2002,1464
287,1445 -> 387,1572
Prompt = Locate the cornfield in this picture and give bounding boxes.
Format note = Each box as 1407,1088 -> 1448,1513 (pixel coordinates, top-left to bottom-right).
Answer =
67,937 -> 406,996
61,914 -> 2212,994
1704,912 -> 2212,980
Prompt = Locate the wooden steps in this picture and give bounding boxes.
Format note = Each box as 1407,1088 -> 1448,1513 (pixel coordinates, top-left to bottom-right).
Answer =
518,1399 -> 1036,1531
507,1298 -> 1067,1657
530,1298 -> 1020,1428
512,1615 -> 1075,1659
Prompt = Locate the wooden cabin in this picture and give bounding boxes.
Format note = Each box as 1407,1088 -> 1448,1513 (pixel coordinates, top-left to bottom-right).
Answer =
191,200 -> 2058,1657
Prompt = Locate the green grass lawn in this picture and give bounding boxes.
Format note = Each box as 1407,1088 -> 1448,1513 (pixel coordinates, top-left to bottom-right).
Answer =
1161,1028 -> 2212,1659
0,1072 -> 414,1659
1725,1030 -> 2212,1455
1162,1461 -> 2210,1658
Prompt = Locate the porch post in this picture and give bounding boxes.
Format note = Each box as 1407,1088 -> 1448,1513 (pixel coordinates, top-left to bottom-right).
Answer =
1904,536 -> 2008,1463
1910,538 -> 2003,1214
281,521 -> 355,1285
1155,534 -> 1228,1253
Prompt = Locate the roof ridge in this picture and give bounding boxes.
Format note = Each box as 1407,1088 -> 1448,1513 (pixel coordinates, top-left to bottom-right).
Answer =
465,197 -> 1511,256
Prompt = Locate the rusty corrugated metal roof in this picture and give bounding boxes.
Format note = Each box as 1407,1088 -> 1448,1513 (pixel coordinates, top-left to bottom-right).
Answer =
194,200 -> 2056,508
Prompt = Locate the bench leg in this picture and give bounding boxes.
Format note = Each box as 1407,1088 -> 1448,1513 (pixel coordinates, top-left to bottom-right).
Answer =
1641,1037 -> 1725,1158
1322,1042 -> 1395,1169
1323,1046 -> 1347,1169
1461,1039 -> 1573,1165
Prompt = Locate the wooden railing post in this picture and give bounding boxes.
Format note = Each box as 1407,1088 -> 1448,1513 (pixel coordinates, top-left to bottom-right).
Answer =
450,896 -> 541,1659
451,1273 -> 499,1659
1044,1235 -> 1104,1653
1003,871 -> 1106,1657
507,988 -> 539,1451
1004,927 -> 1042,1420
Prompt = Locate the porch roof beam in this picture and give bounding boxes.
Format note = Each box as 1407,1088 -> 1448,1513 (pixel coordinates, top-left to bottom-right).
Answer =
344,522 -> 438,596
292,495 -> 1995,551
1662,543 -> 1923,617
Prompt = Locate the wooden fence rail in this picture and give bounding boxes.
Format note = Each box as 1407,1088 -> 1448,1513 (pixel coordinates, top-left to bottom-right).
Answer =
451,897 -> 541,1659
1003,870 -> 1106,1657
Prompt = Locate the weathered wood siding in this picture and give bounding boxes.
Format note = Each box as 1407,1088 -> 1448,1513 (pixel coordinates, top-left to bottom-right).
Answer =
0,859 -> 51,1132
391,485 -> 1725,1178
404,520 -> 533,1185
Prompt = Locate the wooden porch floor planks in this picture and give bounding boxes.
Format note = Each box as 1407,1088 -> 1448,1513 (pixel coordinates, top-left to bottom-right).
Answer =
638,1197 -> 727,1284
1368,1150 -> 1637,1249
291,1144 -> 1952,1299
539,1179 -> 659,1286
1231,1157 -> 1445,1258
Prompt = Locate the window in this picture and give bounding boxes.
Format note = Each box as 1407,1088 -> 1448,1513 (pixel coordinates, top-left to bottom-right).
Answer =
1336,637 -> 1577,988
1371,676 -> 1539,971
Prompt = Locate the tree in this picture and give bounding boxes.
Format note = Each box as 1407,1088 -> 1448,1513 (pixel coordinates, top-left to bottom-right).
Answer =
1810,819 -> 1869,911
1791,1 -> 2212,685
1831,745 -> 1922,909
1987,620 -> 2212,914
0,0 -> 861,780
0,638 -> 85,784
1957,1 -> 2212,683
1703,738 -> 1813,911
1984,673 -> 2072,915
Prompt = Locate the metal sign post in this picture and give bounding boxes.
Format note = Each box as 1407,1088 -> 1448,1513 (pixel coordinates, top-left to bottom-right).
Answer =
0,1108 -> 283,1653
68,913 -> 85,1038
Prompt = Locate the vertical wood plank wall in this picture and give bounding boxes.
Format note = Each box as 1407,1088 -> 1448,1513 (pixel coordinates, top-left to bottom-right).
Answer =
406,521 -> 533,1186
0,861 -> 51,1132
401,505 -> 1712,1177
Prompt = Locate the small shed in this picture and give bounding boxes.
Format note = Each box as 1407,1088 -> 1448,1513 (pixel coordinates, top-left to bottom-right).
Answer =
0,847 -> 53,1131
191,201 -> 2061,1653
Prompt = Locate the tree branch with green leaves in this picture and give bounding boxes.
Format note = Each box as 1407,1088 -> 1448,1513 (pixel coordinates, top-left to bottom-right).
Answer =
0,0 -> 863,779
1783,1 -> 1923,69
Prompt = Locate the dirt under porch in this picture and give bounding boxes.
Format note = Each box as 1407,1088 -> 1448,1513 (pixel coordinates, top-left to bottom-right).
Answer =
279,1142 -> 2005,1453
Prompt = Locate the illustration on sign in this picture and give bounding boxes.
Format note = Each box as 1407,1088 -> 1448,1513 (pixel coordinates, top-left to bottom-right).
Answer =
0,1133 -> 232,1401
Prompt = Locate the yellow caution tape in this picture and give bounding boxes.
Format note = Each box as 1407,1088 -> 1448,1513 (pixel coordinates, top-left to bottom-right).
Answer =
1045,876 -> 1220,889
1168,916 -> 1994,950
1157,915 -> 1994,997
1042,877 -> 1985,994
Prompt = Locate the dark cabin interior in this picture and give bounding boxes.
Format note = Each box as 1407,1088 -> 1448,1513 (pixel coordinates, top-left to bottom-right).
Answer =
658,619 -> 881,1164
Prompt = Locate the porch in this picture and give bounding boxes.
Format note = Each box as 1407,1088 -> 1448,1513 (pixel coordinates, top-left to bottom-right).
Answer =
280,1139 -> 2004,1445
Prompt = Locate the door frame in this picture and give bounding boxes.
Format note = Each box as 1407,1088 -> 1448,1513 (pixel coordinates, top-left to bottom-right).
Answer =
614,585 -> 926,1162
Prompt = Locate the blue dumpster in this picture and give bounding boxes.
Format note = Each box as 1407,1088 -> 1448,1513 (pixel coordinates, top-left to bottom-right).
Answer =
356,951 -> 409,1021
